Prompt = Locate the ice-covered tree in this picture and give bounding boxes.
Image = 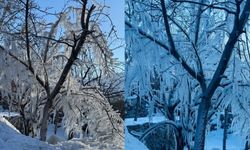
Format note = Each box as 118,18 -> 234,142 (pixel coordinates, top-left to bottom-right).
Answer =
125,0 -> 250,149
0,0 -> 123,145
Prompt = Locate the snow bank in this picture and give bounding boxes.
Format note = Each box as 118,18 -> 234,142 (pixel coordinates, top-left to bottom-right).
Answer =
0,116 -> 57,150
57,137 -> 122,150
125,127 -> 148,150
0,116 -> 123,150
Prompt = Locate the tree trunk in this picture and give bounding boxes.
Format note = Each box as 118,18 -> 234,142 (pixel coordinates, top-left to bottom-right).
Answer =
194,98 -> 211,150
54,123 -> 57,135
134,95 -> 139,121
177,127 -> 184,150
24,119 -> 30,136
223,107 -> 228,150
40,99 -> 52,141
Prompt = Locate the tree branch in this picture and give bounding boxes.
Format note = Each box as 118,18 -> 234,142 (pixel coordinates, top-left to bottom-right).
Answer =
126,20 -> 203,84
49,4 -> 96,100
172,0 -> 236,14
0,45 -> 46,88
160,0 -> 205,86
43,14 -> 62,63
205,0 -> 250,100
25,0 -> 32,69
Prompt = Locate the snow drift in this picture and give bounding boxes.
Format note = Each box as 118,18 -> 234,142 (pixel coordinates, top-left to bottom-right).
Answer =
0,116 -> 57,150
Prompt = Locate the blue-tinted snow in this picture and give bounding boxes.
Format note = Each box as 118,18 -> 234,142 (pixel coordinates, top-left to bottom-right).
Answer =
0,111 -> 20,117
125,127 -> 148,150
125,116 -> 166,126
205,129 -> 245,150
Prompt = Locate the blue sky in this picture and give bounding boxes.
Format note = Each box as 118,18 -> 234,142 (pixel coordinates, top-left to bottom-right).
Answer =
101,0 -> 124,62
36,0 -> 124,62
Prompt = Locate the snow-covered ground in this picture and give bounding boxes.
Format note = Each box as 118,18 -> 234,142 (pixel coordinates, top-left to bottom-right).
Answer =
125,116 -> 246,150
0,116 -> 57,150
0,113 -> 246,150
205,129 -> 245,150
0,116 -> 122,150
125,127 -> 148,150
125,115 -> 166,126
